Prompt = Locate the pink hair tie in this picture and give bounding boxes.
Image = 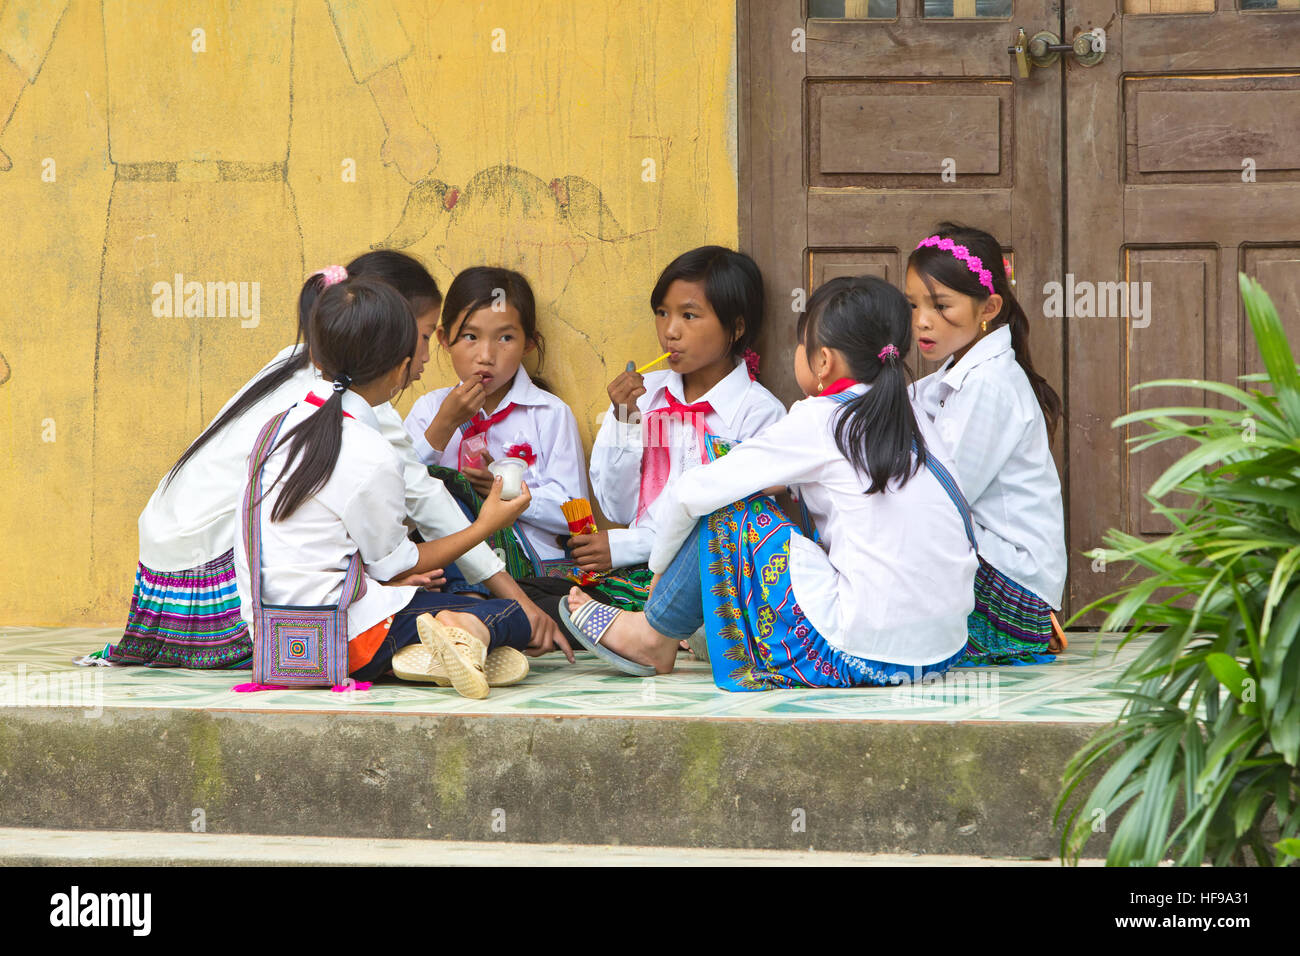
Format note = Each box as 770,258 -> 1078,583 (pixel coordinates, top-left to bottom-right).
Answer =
312,265 -> 348,287
914,235 -> 996,296
878,344 -> 900,362
743,347 -> 761,381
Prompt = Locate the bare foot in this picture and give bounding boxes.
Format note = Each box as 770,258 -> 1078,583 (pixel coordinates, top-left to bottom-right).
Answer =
436,610 -> 489,647
565,587 -> 679,674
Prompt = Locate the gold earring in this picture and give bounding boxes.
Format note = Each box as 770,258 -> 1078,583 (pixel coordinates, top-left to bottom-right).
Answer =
817,380 -> 824,392
981,319 -> 988,333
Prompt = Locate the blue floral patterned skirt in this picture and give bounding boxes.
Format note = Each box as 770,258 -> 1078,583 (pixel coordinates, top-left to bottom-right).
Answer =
698,496 -> 963,692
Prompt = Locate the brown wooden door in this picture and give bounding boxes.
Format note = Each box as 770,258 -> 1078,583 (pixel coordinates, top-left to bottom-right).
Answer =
1064,0 -> 1300,609
741,0 -> 1300,618
741,0 -> 1065,588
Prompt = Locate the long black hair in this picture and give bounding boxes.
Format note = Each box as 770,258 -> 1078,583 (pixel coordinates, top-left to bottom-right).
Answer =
907,222 -> 1062,441
439,266 -> 552,392
163,249 -> 440,487
650,245 -> 764,360
266,277 -> 418,522
800,276 -> 926,494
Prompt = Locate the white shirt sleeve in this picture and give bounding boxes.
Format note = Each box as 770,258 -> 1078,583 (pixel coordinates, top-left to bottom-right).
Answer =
402,392 -> 443,465
607,525 -> 655,569
518,404 -> 590,537
375,403 -> 505,583
339,461 -> 423,582
649,405 -> 824,573
937,377 -> 1029,504
589,404 -> 643,526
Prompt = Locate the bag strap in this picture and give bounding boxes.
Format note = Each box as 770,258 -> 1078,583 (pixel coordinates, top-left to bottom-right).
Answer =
826,389 -> 977,550
242,407 -> 366,612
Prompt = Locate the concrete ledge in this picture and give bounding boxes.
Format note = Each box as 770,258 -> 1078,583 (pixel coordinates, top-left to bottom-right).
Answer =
0,827 -> 1104,866
0,706 -> 1102,856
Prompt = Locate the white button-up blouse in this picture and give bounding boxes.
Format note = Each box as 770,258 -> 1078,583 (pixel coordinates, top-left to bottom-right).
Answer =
912,325 -> 1067,608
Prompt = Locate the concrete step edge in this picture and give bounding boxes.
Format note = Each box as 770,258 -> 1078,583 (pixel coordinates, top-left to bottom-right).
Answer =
0,827 -> 1101,866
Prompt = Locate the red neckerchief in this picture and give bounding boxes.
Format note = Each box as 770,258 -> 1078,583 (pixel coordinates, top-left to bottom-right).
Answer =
637,392 -> 715,522
461,402 -> 518,442
304,392 -> 354,418
820,378 -> 860,397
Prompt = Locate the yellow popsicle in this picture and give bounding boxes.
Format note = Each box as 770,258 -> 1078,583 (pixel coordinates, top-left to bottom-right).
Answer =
635,351 -> 672,374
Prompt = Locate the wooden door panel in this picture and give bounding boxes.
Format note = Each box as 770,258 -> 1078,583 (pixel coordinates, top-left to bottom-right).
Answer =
1126,75 -> 1300,181
811,82 -> 1009,182
1124,14 -> 1300,71
1241,247 -> 1300,377
1124,249 -> 1217,536
807,17 -> 1022,76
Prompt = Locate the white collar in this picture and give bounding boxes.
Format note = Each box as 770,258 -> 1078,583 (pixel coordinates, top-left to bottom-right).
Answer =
306,380 -> 381,431
660,359 -> 751,427
938,324 -> 1012,392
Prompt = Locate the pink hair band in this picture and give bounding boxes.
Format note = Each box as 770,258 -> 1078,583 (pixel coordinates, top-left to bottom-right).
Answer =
878,344 -> 900,361
914,235 -> 995,295
312,265 -> 348,287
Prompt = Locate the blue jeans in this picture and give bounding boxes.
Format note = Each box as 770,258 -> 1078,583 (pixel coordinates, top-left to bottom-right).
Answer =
351,589 -> 529,682
439,560 -> 491,597
643,520 -> 705,640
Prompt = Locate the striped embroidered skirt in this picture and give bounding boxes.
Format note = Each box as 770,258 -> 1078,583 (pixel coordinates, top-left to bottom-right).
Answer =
958,557 -> 1056,667
700,497 -> 963,692
106,550 -> 251,669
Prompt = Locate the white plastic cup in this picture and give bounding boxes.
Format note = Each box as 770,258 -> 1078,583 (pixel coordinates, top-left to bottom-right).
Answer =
488,457 -> 527,500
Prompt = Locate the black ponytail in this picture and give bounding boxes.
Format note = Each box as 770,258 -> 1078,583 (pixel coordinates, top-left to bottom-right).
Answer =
907,221 -> 1063,442
266,278 -> 417,522
800,276 -> 926,494
163,249 -> 439,488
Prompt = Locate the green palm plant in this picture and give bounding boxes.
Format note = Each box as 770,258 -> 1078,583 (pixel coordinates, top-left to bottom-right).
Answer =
1056,274 -> 1300,866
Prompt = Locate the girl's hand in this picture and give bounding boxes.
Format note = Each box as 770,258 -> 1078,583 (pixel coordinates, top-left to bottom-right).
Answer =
607,369 -> 646,423
385,567 -> 446,589
475,476 -> 531,535
463,466 -> 496,498
568,531 -> 613,573
426,378 -> 487,450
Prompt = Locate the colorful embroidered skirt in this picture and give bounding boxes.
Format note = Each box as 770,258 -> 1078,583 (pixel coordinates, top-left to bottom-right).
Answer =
106,550 -> 251,669
699,496 -> 963,692
958,557 -> 1056,667
535,559 -> 655,612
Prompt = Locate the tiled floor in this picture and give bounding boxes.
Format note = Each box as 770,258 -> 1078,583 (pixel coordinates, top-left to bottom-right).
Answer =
0,626 -> 1139,723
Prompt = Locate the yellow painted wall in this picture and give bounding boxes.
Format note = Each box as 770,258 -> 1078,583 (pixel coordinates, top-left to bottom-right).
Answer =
0,0 -> 738,625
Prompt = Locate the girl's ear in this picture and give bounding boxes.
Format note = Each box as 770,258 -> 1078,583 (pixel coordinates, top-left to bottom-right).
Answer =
816,345 -> 835,379
731,315 -> 746,345
435,326 -> 451,349
981,293 -> 1003,322
391,357 -> 414,397
523,336 -> 538,356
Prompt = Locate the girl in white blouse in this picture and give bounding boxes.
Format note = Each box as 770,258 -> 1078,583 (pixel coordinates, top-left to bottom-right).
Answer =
558,276 -> 979,691
234,277 -> 537,699
403,267 -> 587,564
578,247 -> 786,591
906,222 -> 1067,665
105,251 -> 566,671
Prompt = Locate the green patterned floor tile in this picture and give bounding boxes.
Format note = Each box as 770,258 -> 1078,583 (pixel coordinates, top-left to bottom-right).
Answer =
0,626 -> 1141,723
